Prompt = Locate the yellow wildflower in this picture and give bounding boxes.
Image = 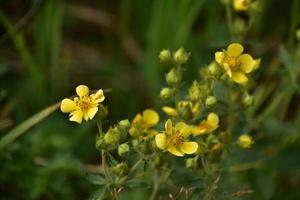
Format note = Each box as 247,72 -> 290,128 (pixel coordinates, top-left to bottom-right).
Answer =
233,0 -> 252,11
238,134 -> 254,148
215,43 -> 256,84
193,113 -> 219,136
155,119 -> 198,157
162,106 -> 179,117
129,109 -> 159,137
131,109 -> 159,129
60,85 -> 105,124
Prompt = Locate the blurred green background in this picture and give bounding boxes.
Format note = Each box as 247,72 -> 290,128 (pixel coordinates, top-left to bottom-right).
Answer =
0,0 -> 300,199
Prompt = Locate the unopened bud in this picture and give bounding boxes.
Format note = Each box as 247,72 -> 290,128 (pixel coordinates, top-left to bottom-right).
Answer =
166,68 -> 182,86
206,96 -> 217,107
186,157 -> 198,169
174,47 -> 189,65
159,49 -> 171,62
243,93 -> 254,106
119,119 -> 130,129
188,81 -> 201,101
233,0 -> 251,12
207,62 -> 220,76
118,143 -> 130,157
104,128 -> 120,145
129,126 -> 142,138
160,87 -> 173,100
112,162 -> 129,177
238,134 -> 254,149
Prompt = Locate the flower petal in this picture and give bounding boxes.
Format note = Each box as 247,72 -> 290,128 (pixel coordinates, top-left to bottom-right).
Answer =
162,106 -> 178,117
223,63 -> 232,77
132,113 -> 142,124
69,110 -> 83,124
88,107 -> 98,120
237,53 -> 254,73
165,119 -> 173,135
143,109 -> 159,127
215,51 -> 225,64
76,85 -> 89,97
168,146 -> 184,157
232,71 -> 248,84
155,133 -> 167,150
93,89 -> 105,103
227,43 -> 244,57
60,99 -> 77,113
207,113 -> 219,127
180,142 -> 198,154
175,122 -> 191,138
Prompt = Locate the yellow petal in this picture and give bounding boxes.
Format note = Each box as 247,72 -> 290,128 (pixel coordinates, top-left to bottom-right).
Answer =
165,119 -> 173,135
162,106 -> 178,117
88,107 -> 98,120
175,122 -> 191,138
60,99 -> 77,113
143,109 -> 159,127
215,51 -> 225,64
132,113 -> 142,124
237,54 -> 254,73
167,146 -> 183,157
155,133 -> 167,149
253,58 -> 261,71
69,110 -> 83,124
93,89 -> 105,103
232,72 -> 248,84
227,43 -> 244,57
180,142 -> 198,154
224,63 -> 232,77
76,85 -> 89,97
207,113 -> 219,127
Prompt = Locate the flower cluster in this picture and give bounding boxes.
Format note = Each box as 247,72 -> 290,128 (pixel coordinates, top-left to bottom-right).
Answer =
59,43 -> 260,199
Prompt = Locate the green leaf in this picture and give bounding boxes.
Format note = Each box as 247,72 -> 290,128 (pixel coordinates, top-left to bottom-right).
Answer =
86,173 -> 107,185
89,186 -> 107,200
0,103 -> 59,151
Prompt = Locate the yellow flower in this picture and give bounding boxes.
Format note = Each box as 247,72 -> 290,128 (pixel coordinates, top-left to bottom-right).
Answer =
131,109 -> 159,130
60,85 -> 105,124
233,0 -> 252,11
162,106 -> 179,117
155,119 -> 198,157
215,43 -> 256,84
192,113 -> 219,136
238,134 -> 254,148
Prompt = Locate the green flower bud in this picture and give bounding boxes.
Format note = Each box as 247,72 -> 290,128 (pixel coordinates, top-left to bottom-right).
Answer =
119,119 -> 131,129
129,126 -> 142,137
104,128 -> 120,145
166,68 -> 182,86
207,62 -> 220,76
243,93 -> 254,106
160,87 -> 173,100
218,130 -> 232,145
159,49 -> 171,62
174,47 -> 189,65
139,141 -> 152,154
205,96 -> 217,107
238,134 -> 254,149
188,81 -> 201,101
186,157 -> 198,169
177,101 -> 193,120
112,162 -> 129,177
118,143 -> 130,157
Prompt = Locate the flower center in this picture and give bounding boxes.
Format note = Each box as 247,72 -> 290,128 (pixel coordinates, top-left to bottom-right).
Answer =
224,56 -> 240,69
76,96 -> 93,111
168,130 -> 184,147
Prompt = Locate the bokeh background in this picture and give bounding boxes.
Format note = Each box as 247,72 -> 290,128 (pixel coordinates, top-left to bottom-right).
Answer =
1,0 -> 300,199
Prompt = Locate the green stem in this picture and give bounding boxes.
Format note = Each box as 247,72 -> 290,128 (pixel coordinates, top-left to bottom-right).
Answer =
225,1 -> 234,41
